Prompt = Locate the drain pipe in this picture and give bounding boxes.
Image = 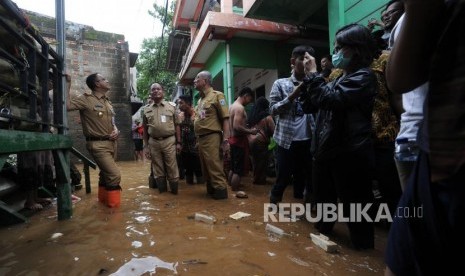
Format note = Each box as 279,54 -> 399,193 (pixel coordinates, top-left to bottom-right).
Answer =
226,42 -> 232,105
55,0 -> 72,221
56,0 -> 67,133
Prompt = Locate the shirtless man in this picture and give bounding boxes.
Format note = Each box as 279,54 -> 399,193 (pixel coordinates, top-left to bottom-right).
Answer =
228,87 -> 258,192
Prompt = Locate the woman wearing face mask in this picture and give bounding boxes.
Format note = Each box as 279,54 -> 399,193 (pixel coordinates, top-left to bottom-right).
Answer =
300,23 -> 378,250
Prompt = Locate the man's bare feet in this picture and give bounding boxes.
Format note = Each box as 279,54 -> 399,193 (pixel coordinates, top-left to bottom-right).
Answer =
24,202 -> 43,211
25,191 -> 45,210
36,198 -> 53,207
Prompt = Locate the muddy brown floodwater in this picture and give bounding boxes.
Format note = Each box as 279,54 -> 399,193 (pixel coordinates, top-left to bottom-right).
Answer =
0,160 -> 388,275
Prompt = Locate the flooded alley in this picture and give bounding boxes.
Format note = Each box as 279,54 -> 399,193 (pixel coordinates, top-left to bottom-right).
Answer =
0,161 -> 388,275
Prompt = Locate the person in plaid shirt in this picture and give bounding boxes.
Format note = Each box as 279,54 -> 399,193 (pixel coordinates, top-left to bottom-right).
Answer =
268,45 -> 315,204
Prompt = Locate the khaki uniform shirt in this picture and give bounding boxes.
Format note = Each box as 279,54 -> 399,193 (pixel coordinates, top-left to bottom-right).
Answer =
68,92 -> 115,138
143,100 -> 179,138
194,87 -> 229,136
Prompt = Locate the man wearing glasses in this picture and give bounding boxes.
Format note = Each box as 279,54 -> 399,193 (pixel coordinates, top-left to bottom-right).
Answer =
368,0 -> 404,49
193,70 -> 231,200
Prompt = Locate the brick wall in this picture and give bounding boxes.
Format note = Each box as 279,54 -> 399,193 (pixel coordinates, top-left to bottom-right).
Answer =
25,11 -> 135,161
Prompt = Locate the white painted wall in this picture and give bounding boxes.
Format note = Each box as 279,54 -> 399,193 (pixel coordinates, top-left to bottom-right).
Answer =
233,68 -> 278,100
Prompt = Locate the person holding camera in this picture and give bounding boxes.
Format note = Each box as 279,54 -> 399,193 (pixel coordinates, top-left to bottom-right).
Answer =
300,24 -> 378,250
268,45 -> 314,204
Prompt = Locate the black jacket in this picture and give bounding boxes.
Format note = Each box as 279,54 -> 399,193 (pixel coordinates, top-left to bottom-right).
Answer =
302,68 -> 377,160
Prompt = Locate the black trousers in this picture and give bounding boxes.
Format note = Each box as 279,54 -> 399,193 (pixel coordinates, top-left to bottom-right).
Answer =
313,145 -> 375,249
181,151 -> 202,182
270,139 -> 312,201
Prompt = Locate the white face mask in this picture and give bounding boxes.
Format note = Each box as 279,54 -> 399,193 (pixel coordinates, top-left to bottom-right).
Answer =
332,50 -> 351,69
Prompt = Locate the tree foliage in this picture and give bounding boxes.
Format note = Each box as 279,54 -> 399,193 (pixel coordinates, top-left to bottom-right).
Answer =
136,0 -> 177,101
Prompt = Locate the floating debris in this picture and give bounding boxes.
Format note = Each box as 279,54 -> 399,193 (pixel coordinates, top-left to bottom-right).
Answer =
229,211 -> 251,220
182,259 -> 207,265
310,233 -> 338,253
131,241 -> 142,248
194,213 -> 216,224
265,224 -> 285,237
287,255 -> 310,267
50,233 -> 63,240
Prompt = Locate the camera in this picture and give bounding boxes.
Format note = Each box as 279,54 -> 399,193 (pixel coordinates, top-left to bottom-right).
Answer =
302,75 -> 312,85
299,75 -> 313,93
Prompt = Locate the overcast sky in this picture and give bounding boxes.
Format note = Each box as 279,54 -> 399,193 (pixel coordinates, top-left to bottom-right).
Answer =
11,0 -> 168,53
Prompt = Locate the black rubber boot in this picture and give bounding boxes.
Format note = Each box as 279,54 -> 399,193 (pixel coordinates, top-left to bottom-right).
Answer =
206,181 -> 214,196
157,178 -> 167,193
195,176 -> 204,184
186,175 -> 194,185
148,175 -> 157,189
269,194 -> 282,204
169,181 -> 178,195
212,188 -> 228,200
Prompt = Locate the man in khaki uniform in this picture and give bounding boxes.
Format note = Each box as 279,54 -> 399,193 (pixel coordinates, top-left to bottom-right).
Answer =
67,73 -> 121,208
193,71 -> 231,200
143,83 -> 180,194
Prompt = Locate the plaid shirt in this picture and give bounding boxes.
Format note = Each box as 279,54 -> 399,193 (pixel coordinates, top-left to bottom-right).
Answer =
269,74 -> 313,149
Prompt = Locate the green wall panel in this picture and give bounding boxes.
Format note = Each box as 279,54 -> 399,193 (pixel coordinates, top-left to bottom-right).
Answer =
328,0 -> 388,50
328,0 -> 344,50
229,38 -> 277,69
345,0 -> 361,9
201,43 -> 228,101
345,0 -> 387,25
205,43 -> 226,79
228,38 -> 327,79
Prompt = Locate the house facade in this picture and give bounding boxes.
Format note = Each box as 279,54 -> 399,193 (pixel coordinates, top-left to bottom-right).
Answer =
169,0 -> 390,103
170,0 -> 329,104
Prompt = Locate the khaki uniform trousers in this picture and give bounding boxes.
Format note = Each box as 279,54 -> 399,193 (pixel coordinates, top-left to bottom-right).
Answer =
148,136 -> 179,182
198,132 -> 227,190
86,140 -> 121,186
